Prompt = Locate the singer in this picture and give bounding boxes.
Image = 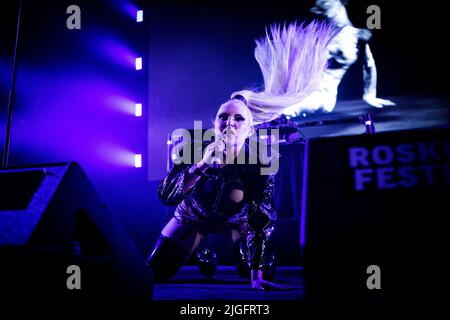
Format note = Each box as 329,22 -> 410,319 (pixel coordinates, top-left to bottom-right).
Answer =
147,21 -> 336,290
147,97 -> 282,290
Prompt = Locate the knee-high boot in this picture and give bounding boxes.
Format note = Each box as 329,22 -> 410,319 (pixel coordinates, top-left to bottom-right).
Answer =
146,235 -> 189,282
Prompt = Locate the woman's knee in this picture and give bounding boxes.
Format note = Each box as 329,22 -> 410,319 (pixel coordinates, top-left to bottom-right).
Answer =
146,235 -> 189,282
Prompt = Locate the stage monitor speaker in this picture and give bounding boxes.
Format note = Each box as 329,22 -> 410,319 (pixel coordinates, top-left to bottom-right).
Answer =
303,127 -> 449,304
0,162 -> 153,302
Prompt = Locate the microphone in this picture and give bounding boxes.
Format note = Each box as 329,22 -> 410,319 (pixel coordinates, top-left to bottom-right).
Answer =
211,133 -> 227,169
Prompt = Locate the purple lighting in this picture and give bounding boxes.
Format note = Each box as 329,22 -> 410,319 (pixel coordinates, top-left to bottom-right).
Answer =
96,36 -> 138,69
96,143 -> 139,167
105,95 -> 137,115
9,66 -> 146,172
122,2 -> 139,20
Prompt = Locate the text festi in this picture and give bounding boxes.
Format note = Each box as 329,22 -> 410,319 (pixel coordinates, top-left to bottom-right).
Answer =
348,141 -> 450,191
179,304 -> 270,317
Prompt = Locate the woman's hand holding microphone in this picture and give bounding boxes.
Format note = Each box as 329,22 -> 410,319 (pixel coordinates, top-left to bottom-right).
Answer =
198,133 -> 227,168
183,133 -> 227,193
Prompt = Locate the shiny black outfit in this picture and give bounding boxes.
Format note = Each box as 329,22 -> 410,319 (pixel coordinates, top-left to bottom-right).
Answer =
147,143 -> 277,280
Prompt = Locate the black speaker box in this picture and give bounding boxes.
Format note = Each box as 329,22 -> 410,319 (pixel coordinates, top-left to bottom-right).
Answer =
303,128 -> 449,304
0,162 -> 153,302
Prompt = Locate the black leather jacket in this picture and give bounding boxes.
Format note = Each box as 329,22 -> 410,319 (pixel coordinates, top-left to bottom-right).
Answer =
158,151 -> 277,271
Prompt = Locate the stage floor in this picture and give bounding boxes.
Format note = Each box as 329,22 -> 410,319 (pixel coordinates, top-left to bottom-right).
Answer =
154,266 -> 304,301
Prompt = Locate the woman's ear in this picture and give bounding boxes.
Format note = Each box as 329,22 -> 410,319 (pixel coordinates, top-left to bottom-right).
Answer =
248,126 -> 255,137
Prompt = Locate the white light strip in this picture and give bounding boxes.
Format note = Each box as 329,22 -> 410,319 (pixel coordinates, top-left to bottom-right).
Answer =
135,103 -> 142,117
134,154 -> 142,168
135,57 -> 142,70
136,10 -> 143,22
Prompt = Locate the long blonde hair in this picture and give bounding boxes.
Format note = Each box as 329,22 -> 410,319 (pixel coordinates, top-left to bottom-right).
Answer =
232,21 -> 338,124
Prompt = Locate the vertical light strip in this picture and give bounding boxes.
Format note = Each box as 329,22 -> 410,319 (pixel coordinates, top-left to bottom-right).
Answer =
135,103 -> 142,117
134,154 -> 142,168
135,57 -> 142,70
136,10 -> 143,22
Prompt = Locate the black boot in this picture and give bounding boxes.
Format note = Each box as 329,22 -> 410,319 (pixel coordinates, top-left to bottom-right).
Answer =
146,235 -> 188,282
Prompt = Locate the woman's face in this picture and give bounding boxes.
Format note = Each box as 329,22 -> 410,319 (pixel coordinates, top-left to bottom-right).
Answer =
214,100 -> 253,147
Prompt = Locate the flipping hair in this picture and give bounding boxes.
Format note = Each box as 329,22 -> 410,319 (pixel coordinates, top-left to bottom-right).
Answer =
231,21 -> 338,124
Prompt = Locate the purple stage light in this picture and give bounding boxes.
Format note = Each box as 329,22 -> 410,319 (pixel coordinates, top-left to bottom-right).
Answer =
135,103 -> 142,117
105,95 -> 136,115
136,10 -> 143,22
134,154 -> 142,168
96,143 -> 140,168
9,67 -> 147,172
122,3 -> 139,20
135,57 -> 142,70
96,36 -> 137,69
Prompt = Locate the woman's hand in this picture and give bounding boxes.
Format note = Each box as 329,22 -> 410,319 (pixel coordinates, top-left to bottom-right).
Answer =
198,135 -> 227,167
250,269 -> 289,291
182,135 -> 227,194
363,94 -> 396,108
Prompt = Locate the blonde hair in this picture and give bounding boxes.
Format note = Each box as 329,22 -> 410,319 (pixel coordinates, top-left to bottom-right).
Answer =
231,21 -> 337,124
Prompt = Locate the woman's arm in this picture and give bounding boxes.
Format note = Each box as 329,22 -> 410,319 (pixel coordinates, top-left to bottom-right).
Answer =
159,138 -> 225,205
157,162 -> 211,205
158,163 -> 190,206
182,162 -> 209,194
362,43 -> 396,108
362,43 -> 378,101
